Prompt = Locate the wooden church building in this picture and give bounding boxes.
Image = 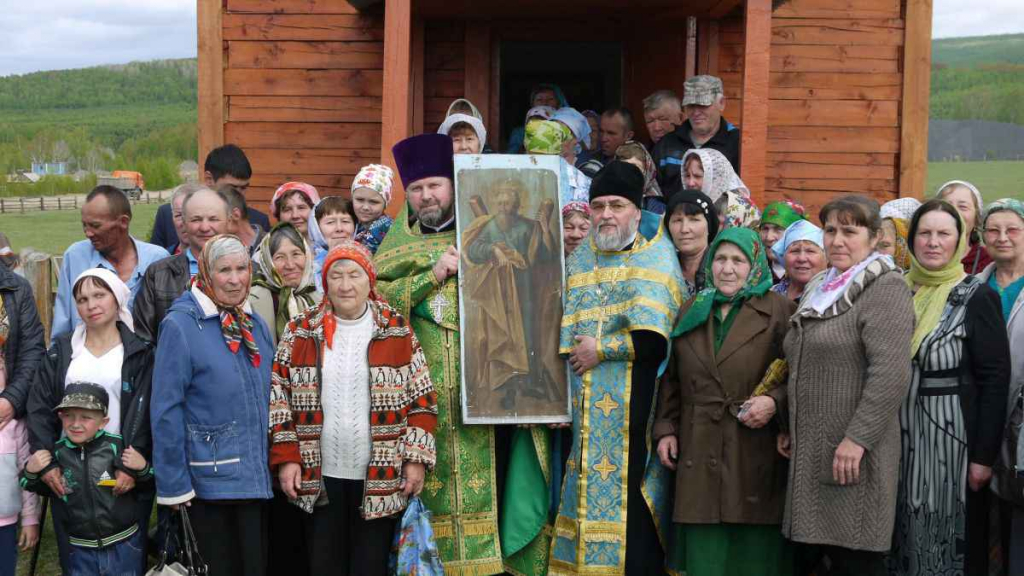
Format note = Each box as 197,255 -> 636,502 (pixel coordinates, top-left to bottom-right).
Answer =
197,0 -> 932,215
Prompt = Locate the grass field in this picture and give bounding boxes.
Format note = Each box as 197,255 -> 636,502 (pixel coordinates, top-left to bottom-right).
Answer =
926,160 -> 1024,202
0,203 -> 160,257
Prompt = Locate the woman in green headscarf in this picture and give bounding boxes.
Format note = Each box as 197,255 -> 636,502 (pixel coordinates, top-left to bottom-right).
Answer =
248,222 -> 322,346
653,227 -> 796,576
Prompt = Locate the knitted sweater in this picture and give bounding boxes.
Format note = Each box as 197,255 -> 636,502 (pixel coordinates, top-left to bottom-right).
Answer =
320,310 -> 374,480
269,299 -> 438,519
780,258 -> 915,552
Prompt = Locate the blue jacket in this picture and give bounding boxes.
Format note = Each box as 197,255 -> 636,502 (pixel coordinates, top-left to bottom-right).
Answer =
150,289 -> 273,505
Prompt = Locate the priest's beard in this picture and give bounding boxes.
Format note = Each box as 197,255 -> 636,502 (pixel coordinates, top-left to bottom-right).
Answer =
419,201 -> 453,228
593,213 -> 640,251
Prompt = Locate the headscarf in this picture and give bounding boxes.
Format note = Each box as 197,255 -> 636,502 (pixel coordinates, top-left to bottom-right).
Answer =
437,113 -> 488,149
682,148 -> 749,202
664,189 -> 719,244
251,223 -> 319,337
905,203 -> 970,356
70,268 -> 134,359
615,141 -> 662,198
886,217 -> 913,271
306,199 -> 330,253
720,190 -> 761,229
880,197 -> 922,222
672,227 -> 772,337
984,198 -> 1024,228
351,164 -> 395,207
529,83 -> 568,108
270,182 -> 321,216
446,98 -> 483,120
525,119 -> 571,155
320,241 -> 379,350
525,106 -> 556,124
761,200 -> 806,230
770,219 -> 824,263
935,180 -> 983,225
561,201 -> 591,219
552,107 -> 591,156
194,235 -> 261,367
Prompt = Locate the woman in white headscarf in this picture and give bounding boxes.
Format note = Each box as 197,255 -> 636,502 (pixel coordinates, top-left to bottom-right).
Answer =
936,180 -> 991,274
682,148 -> 750,203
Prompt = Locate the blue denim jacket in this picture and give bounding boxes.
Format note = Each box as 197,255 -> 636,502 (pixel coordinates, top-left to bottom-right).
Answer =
150,289 -> 273,505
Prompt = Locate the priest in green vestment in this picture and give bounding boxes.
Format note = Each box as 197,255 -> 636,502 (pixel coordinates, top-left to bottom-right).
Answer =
375,133 -> 505,576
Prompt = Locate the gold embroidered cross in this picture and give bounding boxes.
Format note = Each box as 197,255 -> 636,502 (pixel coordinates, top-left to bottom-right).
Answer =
466,475 -> 486,492
594,393 -> 620,417
593,456 -> 618,481
425,475 -> 444,497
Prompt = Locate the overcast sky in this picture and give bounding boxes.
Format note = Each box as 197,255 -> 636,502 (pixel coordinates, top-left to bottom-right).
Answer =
0,0 -> 1021,76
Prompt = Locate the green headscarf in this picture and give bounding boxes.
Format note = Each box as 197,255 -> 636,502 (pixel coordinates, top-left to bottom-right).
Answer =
671,227 -> 773,337
252,222 -> 319,337
524,119 -> 571,155
760,200 -> 806,230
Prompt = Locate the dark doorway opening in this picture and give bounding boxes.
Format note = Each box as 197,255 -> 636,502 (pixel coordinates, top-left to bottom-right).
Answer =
499,40 -> 622,152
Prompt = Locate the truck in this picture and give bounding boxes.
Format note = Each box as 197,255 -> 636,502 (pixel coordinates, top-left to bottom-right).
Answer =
97,171 -> 145,200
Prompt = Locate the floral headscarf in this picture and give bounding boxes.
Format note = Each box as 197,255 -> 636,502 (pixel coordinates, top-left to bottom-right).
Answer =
525,119 -> 571,155
682,148 -> 749,202
886,217 -> 913,271
615,141 -> 662,198
271,182 -> 321,217
880,197 -> 922,222
351,164 -> 395,207
252,223 -> 319,338
672,227 -> 772,337
194,235 -> 261,367
719,190 -> 761,229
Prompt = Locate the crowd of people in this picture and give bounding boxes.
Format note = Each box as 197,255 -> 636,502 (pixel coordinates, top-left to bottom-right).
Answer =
0,73 -> 1018,576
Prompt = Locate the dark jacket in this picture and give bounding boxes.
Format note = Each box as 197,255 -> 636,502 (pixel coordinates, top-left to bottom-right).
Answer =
26,322 -> 154,458
132,253 -> 189,343
21,431 -> 152,547
150,203 -> 270,253
0,266 -> 45,417
654,292 -> 795,524
653,118 -> 741,199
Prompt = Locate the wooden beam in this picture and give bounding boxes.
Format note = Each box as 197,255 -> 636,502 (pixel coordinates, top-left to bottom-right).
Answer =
412,19 -> 425,135
697,20 -> 720,75
898,0 -> 932,198
740,0 -> 772,204
464,24 -> 492,144
197,0 -> 225,167
380,0 -> 413,215
708,0 -> 742,19
685,17 -> 697,79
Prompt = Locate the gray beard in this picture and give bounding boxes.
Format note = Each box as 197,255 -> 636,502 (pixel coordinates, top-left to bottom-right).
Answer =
418,204 -> 452,228
593,217 -> 639,251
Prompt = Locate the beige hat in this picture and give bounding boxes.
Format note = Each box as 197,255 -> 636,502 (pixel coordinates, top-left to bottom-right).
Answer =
682,75 -> 724,107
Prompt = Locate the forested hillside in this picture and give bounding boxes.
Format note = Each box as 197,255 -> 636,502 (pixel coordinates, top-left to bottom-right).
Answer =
931,34 -> 1024,126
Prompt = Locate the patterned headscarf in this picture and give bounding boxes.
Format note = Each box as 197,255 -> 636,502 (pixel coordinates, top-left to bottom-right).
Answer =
672,227 -> 773,337
886,217 -> 913,271
561,201 -> 591,219
320,241 -> 379,350
351,164 -> 395,207
761,200 -> 806,230
984,198 -> 1024,229
615,141 -> 662,198
525,106 -> 556,124
525,120 -> 571,155
270,182 -> 321,217
194,235 -> 261,367
719,190 -> 761,229
251,223 -> 319,338
682,148 -> 749,202
880,197 -> 922,222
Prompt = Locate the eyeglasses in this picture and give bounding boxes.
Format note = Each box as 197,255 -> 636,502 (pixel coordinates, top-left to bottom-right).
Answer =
590,201 -> 633,215
983,227 -> 1024,240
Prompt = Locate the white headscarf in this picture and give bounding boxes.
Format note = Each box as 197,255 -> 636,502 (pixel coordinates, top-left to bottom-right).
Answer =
70,268 -> 133,358
682,148 -> 749,202
880,197 -> 922,222
437,113 -> 488,148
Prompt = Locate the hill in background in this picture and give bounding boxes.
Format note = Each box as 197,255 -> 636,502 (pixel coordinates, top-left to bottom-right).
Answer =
931,33 -> 1024,126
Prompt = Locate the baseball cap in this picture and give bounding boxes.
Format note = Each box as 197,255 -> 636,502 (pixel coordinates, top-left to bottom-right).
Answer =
682,75 -> 725,107
55,382 -> 109,415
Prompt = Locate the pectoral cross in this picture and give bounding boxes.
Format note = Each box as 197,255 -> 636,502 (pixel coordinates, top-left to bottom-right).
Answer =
430,292 -> 450,321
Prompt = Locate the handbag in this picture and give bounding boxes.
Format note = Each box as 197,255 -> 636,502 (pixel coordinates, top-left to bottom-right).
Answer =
146,507 -> 208,576
389,496 -> 444,576
993,388 -> 1024,506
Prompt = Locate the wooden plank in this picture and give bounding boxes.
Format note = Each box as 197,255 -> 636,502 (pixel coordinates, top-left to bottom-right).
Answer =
249,173 -> 359,190
425,20 -> 466,43
769,100 -> 899,127
771,0 -> 901,19
412,20 -> 425,135
198,0 -> 224,166
768,126 -> 901,153
721,44 -> 899,73
223,14 -> 384,41
226,0 -> 360,14
685,17 -> 697,79
247,186 -> 351,203
772,18 -> 905,46
425,42 -> 465,71
708,0 -> 742,19
380,0 -> 413,215
739,0 -> 771,203
223,69 -> 384,96
227,41 -> 383,69
424,69 -> 464,98
767,160 -> 896,180
225,122 -> 382,149
899,0 -> 932,198
767,152 -> 897,166
697,19 -> 720,75
228,96 -> 382,122
464,25 -> 491,133
769,72 -> 903,100
767,178 -> 898,194
245,148 -> 381,174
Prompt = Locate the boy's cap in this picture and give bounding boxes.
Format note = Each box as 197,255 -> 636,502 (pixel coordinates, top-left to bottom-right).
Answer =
55,382 -> 108,415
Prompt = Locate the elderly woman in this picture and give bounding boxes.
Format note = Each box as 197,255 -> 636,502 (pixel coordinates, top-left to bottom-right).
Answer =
888,199 -> 1009,575
664,189 -> 719,297
936,180 -> 991,274
654,227 -> 795,575
26,268 -> 152,573
615,141 -> 663,214
507,83 -> 567,153
271,182 -> 322,243
250,223 -> 321,346
151,235 -> 274,576
777,195 -> 914,576
760,201 -> 807,279
770,220 -> 826,303
561,202 -> 591,258
527,119 -> 592,206
878,197 -> 921,271
552,107 -> 592,167
270,242 -> 437,575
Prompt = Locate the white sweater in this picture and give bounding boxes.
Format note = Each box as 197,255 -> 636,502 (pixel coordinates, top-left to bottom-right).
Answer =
319,308 -> 375,480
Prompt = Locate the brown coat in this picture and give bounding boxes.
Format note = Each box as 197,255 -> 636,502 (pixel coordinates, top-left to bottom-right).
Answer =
780,259 -> 914,552
654,291 -> 795,524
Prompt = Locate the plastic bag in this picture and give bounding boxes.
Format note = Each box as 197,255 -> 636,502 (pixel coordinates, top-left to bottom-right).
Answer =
389,496 -> 444,576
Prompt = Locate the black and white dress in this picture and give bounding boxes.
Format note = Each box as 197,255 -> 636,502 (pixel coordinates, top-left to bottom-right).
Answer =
889,277 -> 1010,576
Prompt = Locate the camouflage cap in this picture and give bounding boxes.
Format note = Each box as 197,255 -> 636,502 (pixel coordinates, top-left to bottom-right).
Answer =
682,75 -> 724,107
55,382 -> 109,415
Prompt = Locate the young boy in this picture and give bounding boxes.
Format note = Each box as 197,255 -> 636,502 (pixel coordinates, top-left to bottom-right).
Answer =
21,383 -> 151,575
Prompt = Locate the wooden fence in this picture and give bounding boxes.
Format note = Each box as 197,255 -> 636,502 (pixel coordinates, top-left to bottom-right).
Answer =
0,190 -> 172,214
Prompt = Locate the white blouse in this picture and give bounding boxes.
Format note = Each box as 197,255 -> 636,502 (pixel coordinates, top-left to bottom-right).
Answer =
65,344 -> 124,435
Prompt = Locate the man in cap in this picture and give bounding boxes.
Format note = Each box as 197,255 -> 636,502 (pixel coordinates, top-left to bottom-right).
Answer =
374,133 -> 505,575
652,74 -> 741,199
550,161 -> 685,575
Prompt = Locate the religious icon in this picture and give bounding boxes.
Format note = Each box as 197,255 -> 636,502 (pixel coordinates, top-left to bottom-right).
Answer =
455,154 -> 571,424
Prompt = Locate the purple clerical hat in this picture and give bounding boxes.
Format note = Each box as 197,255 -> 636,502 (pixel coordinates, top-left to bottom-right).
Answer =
392,133 -> 455,189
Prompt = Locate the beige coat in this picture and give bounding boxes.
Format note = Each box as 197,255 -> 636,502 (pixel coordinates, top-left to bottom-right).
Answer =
249,285 -> 322,347
780,259 -> 914,552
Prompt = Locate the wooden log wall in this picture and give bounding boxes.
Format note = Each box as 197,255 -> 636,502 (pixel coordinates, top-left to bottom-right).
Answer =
424,22 -> 467,133
218,0 -> 385,206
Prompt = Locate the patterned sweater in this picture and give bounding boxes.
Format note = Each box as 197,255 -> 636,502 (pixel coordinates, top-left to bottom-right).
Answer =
269,299 -> 438,519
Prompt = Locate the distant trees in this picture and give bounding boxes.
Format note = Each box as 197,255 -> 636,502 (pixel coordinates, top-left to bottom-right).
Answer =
930,65 -> 1024,126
